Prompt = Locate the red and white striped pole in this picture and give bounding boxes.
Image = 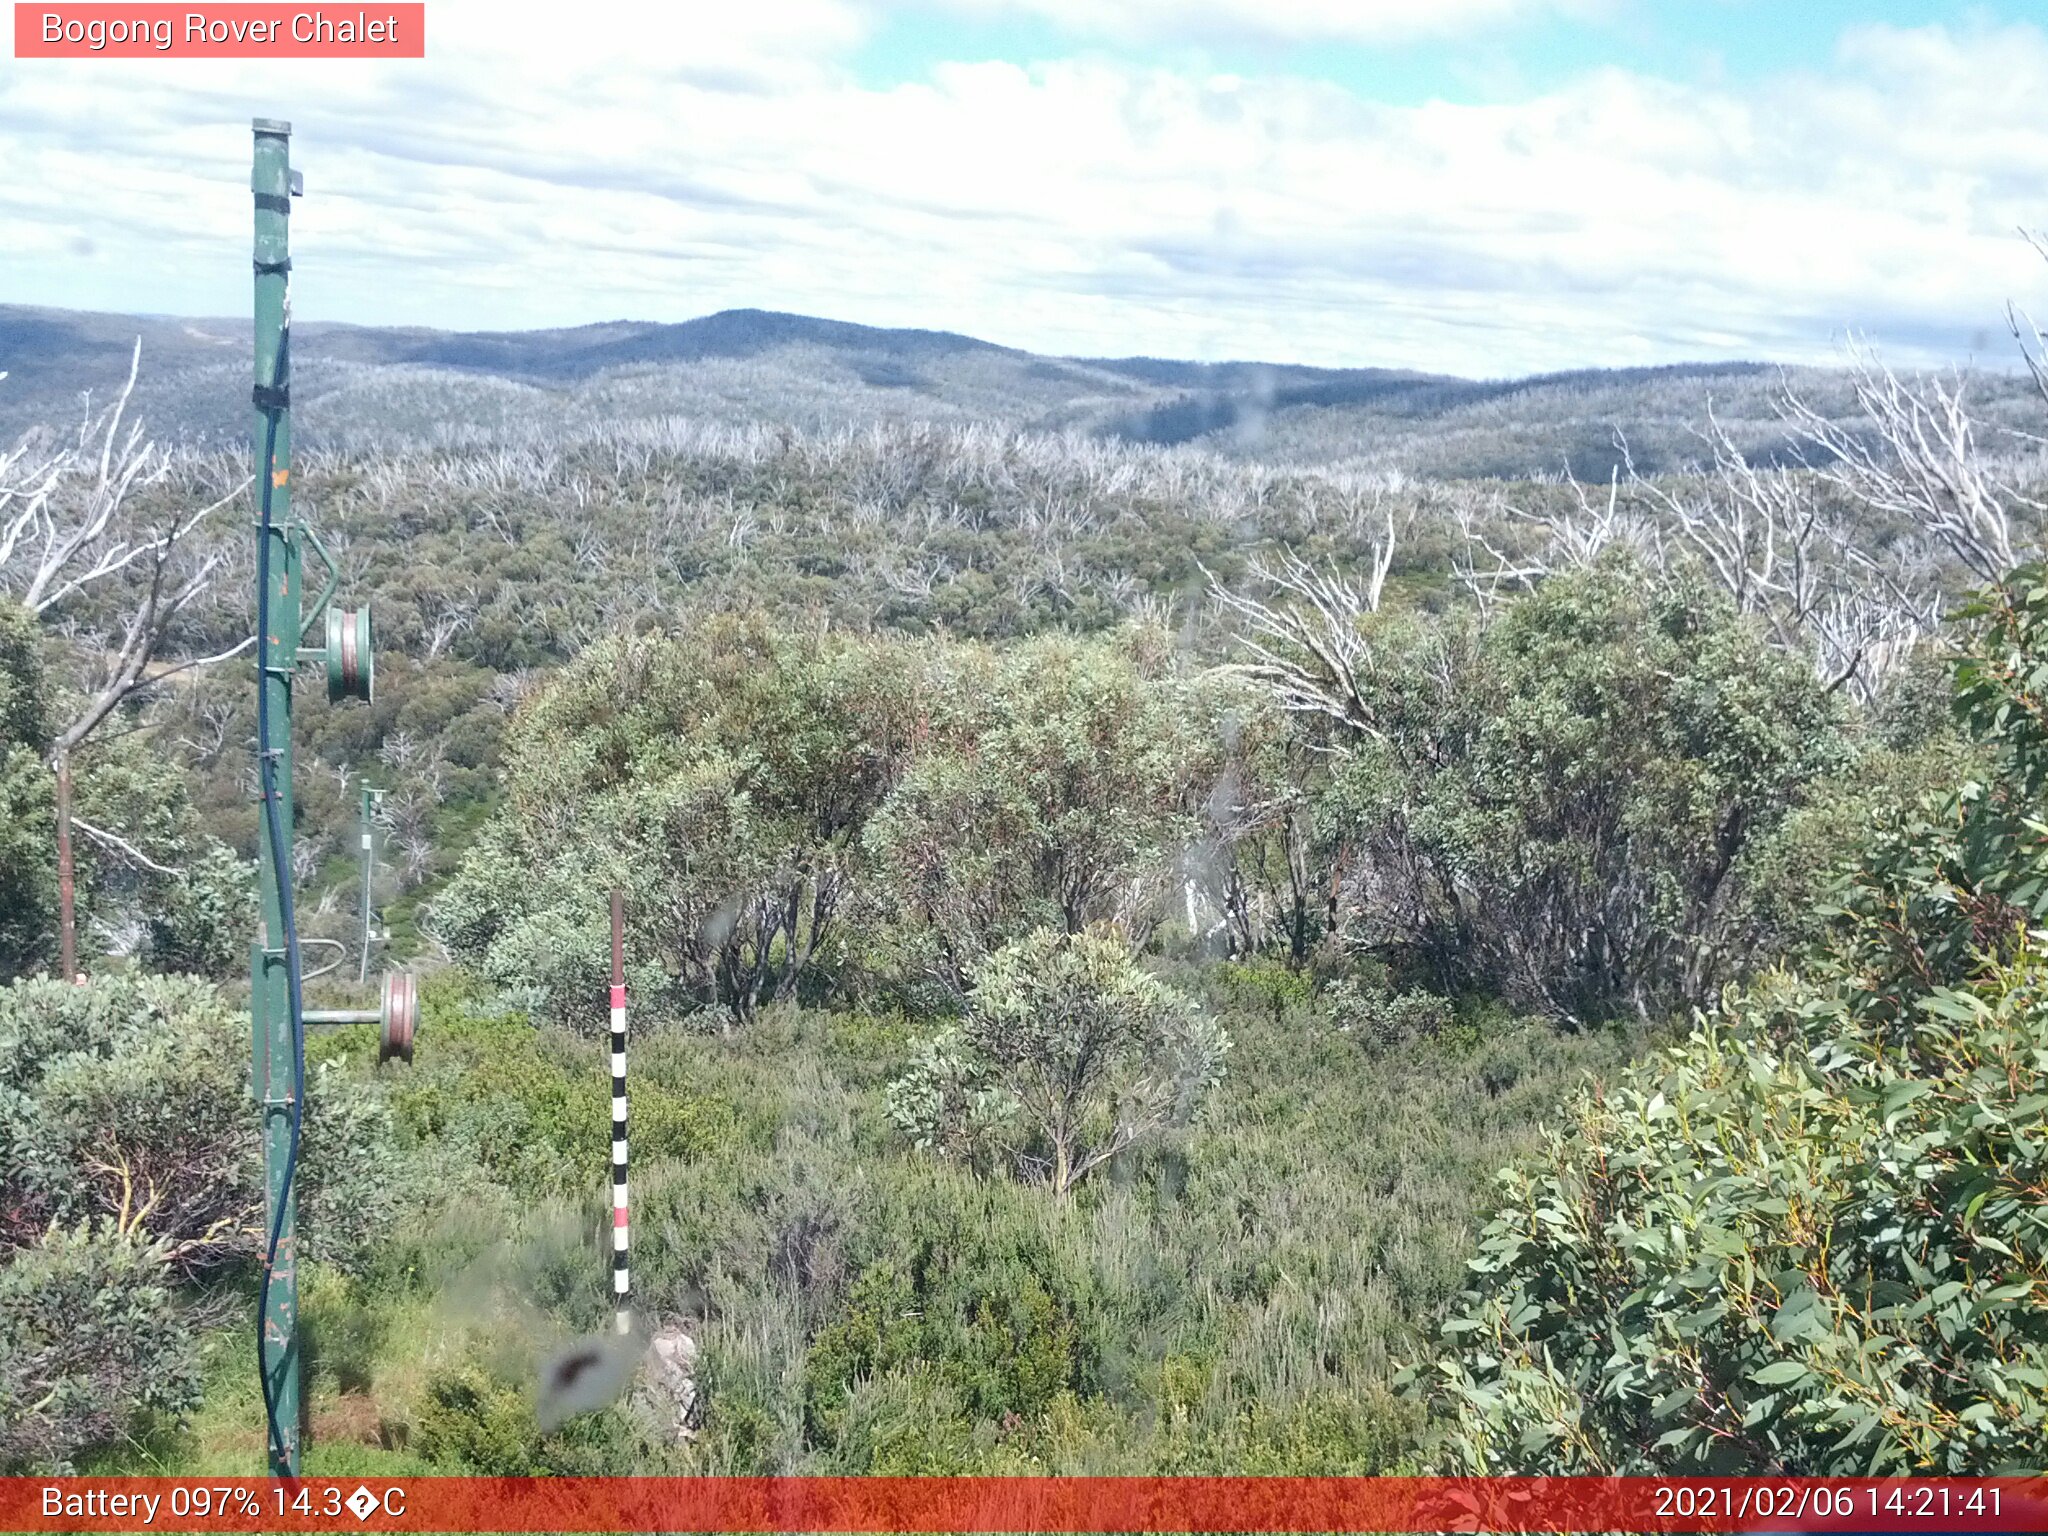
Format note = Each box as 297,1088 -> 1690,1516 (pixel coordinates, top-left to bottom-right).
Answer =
609,887 -> 630,1336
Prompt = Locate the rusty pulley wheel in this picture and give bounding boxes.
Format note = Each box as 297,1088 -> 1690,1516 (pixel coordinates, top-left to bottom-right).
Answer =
326,605 -> 374,703
379,971 -> 417,1064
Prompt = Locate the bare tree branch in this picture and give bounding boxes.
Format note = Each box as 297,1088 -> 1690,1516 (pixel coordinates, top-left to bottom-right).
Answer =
1,344 -> 249,969
1205,513 -> 1397,740
70,817 -> 184,877
1782,345 -> 2019,583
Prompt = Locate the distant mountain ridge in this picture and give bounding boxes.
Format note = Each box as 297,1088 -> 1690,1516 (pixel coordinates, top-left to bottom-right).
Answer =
0,303 -> 1163,446
3,302 -> 2030,479
300,307 -> 1035,378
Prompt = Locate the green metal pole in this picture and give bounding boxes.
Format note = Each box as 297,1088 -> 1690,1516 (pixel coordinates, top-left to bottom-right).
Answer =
250,115 -> 300,1478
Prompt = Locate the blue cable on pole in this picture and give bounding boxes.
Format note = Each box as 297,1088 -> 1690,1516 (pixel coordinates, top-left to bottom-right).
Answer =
252,347 -> 306,1476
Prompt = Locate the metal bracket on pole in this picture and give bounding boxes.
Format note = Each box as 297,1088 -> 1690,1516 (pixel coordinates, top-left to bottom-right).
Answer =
303,972 -> 416,1064
300,521 -> 341,638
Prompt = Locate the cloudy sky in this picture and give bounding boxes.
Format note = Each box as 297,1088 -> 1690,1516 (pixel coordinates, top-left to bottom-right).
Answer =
5,1 -> 2048,375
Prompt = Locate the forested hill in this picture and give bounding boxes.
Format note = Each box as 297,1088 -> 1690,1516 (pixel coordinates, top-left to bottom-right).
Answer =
8,301 -> 2039,478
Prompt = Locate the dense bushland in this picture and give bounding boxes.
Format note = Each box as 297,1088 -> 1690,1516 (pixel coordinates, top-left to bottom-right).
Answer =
0,597 -> 248,979
1425,572 -> 2048,1474
434,617 -> 1245,1031
4,329 -> 2045,1478
0,965 -> 1643,1475
438,561 -> 1883,1038
22,528 -> 2025,1474
1300,563 -> 1848,1020
15,374 -> 2024,974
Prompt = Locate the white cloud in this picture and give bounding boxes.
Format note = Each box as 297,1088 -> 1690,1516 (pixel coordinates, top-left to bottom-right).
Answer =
2,7 -> 2047,375
913,0 -> 1610,46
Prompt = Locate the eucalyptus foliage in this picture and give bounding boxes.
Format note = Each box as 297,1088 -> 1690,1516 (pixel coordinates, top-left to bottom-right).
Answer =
1,973 -> 418,1275
443,618 -> 1232,1025
1425,569 -> 2048,1474
0,602 -> 54,976
0,599 -> 250,981
437,616 -> 922,1028
1323,559 -> 1846,1021
0,972 -> 420,1472
864,628 -> 1227,989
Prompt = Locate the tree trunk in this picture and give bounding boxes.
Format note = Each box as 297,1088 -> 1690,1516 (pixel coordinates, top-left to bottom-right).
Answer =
1050,1105 -> 1074,1197
1287,813 -> 1313,965
1324,851 -> 1344,946
54,748 -> 76,981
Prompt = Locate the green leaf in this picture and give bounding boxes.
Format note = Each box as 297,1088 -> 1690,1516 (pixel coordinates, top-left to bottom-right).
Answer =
1751,1359 -> 1813,1387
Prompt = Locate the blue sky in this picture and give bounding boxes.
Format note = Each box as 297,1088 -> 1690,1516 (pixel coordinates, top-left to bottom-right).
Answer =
851,2 -> 2021,102
5,1 -> 2048,376
857,2 -> 1830,97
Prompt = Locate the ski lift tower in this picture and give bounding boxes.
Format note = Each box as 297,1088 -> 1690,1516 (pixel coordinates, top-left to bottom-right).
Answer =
248,118 -> 415,1477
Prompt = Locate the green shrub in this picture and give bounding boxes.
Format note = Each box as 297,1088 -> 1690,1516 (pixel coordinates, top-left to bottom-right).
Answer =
300,1061 -> 433,1275
0,1221 -> 201,1473
1317,559 -> 1847,1021
1213,956 -> 1317,1025
147,841 -> 257,979
862,629 -> 1226,989
1,975 -> 259,1267
1426,958 -> 2048,1474
0,602 -> 53,980
1323,977 -> 1454,1052
802,1231 -> 1098,1447
438,618 -> 922,1029
891,928 -> 1229,1195
387,999 -> 741,1200
1199,1389 -> 1420,1475
412,1365 -> 542,1474
411,1333 -> 679,1475
883,1025 -> 1017,1167
2,972 -> 421,1278
820,1363 -> 980,1474
0,971 -> 231,1094
0,745 -> 54,981
71,746 -> 256,982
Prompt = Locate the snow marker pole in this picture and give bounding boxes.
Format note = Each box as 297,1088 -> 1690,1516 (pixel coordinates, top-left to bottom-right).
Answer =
610,887 -> 630,1335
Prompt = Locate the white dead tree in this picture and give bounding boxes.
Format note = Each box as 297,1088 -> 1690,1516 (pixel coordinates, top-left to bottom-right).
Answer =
2005,229 -> 2048,432
1624,421 -> 1816,621
1619,414 -> 1943,699
174,692 -> 240,765
1450,404 -> 1948,704
1808,587 -> 1936,700
1783,348 -> 2025,586
0,343 -> 252,975
1204,512 -> 1398,740
1451,463 -> 1665,615
1450,496 -> 1541,615
420,577 -> 480,659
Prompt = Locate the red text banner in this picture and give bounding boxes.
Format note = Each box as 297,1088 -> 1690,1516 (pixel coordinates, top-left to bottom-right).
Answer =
13,5 -> 425,58
3,1477 -> 2047,1533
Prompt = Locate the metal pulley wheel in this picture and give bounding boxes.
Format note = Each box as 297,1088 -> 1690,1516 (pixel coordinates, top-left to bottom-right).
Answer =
326,605 -> 374,703
379,971 -> 417,1064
